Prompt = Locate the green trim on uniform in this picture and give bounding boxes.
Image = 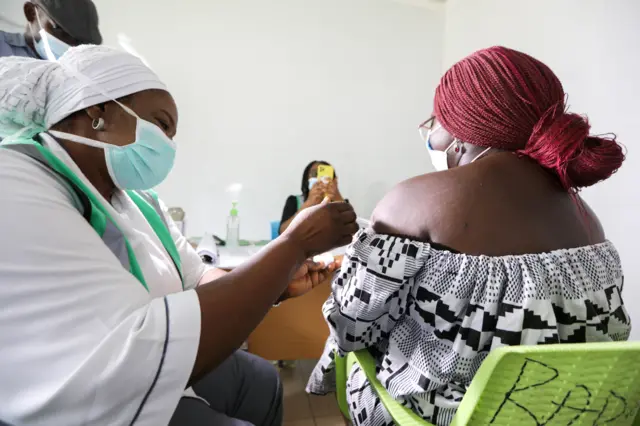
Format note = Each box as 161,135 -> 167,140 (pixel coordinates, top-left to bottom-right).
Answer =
1,138 -> 184,292
128,190 -> 184,286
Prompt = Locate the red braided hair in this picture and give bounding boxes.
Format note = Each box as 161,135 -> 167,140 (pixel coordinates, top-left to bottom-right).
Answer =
434,46 -> 624,191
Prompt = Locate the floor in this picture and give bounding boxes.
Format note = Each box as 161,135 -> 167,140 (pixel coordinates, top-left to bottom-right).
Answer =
280,360 -> 345,426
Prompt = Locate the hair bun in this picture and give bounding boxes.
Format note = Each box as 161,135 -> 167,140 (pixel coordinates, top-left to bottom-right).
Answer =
520,104 -> 625,191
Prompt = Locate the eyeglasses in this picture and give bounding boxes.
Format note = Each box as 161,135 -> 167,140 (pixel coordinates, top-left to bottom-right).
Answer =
418,116 -> 436,142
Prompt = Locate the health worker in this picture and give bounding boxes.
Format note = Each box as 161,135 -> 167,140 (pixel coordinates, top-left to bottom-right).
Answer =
0,45 -> 357,426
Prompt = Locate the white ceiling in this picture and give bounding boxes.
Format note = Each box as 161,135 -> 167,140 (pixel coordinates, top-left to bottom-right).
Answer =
0,0 -> 447,33
389,0 -> 446,10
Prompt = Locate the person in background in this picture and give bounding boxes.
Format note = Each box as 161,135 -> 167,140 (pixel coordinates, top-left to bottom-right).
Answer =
307,46 -> 630,425
276,161 -> 347,369
279,160 -> 346,234
0,0 -> 102,60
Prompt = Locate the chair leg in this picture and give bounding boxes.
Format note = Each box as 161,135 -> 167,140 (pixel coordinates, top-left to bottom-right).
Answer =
336,393 -> 351,425
341,412 -> 351,426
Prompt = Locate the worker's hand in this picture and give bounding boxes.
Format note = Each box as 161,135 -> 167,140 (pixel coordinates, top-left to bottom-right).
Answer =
303,181 -> 327,207
283,198 -> 357,258
280,259 -> 342,301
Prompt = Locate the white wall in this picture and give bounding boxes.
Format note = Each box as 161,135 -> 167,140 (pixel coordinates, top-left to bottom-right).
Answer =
0,0 -> 443,239
0,0 -> 24,30
443,0 -> 640,339
90,0 -> 442,240
6,0 -> 635,337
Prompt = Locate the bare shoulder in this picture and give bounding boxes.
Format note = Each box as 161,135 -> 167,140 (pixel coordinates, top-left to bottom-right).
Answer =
371,167 -> 476,241
371,154 -> 540,245
578,197 -> 606,241
372,153 -> 607,253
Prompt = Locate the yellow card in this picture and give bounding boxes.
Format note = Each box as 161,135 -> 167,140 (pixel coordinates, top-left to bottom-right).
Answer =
317,165 -> 334,181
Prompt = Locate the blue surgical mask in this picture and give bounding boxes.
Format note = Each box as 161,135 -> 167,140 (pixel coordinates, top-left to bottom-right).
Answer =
32,9 -> 71,61
49,107 -> 176,190
308,177 -> 318,191
35,29 -> 71,60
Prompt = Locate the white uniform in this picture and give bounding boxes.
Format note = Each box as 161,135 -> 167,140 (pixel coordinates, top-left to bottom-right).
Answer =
0,134 -> 211,425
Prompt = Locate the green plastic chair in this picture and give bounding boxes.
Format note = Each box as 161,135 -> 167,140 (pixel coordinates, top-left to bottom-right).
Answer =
336,342 -> 640,425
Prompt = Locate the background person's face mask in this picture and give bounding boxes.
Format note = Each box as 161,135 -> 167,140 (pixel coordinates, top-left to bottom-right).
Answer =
49,104 -> 176,191
35,29 -> 71,60
32,8 -> 71,60
308,177 -> 318,191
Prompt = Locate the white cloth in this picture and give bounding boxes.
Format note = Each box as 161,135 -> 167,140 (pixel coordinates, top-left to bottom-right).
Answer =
308,229 -> 631,426
0,45 -> 166,138
0,134 -> 211,425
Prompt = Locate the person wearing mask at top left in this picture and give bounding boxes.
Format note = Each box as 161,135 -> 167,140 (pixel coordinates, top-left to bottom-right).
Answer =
279,160 -> 348,234
0,0 -> 102,60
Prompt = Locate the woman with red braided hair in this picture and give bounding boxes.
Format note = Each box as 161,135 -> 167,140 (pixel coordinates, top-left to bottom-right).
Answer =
306,46 -> 631,425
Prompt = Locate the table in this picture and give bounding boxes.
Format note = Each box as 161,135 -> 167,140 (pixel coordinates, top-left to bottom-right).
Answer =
195,239 -> 343,360
212,245 -> 339,360
216,246 -> 261,270
247,272 -> 334,361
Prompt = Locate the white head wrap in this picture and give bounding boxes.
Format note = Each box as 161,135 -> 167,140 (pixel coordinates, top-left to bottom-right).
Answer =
0,45 -> 167,139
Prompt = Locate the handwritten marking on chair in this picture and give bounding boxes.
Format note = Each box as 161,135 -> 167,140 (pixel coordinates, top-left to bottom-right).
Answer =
489,358 -> 639,425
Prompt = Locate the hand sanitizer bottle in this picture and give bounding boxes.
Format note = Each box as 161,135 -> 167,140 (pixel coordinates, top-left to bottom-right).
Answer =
226,201 -> 240,249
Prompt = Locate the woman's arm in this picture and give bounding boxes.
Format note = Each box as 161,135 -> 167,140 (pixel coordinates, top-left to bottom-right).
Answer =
159,195 -> 349,381
280,183 -> 328,234
279,195 -> 300,234
279,212 -> 298,234
190,201 -> 357,384
199,267 -> 228,283
190,238 -> 304,382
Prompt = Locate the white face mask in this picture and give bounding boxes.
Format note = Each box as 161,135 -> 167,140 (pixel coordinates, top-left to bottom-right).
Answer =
428,139 -> 459,172
308,177 -> 318,191
424,123 -> 492,171
35,29 -> 71,60
424,123 -> 454,171
31,8 -> 71,61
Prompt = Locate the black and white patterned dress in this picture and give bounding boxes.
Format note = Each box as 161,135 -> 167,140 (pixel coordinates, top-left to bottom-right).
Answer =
307,229 -> 631,426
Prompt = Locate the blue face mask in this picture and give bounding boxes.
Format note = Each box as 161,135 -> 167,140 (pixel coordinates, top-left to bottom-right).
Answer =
34,29 -> 71,60
308,177 -> 318,191
49,107 -> 176,191
31,8 -> 72,61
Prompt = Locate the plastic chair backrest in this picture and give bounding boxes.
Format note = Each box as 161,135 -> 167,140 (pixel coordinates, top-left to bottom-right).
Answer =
337,342 -> 640,426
